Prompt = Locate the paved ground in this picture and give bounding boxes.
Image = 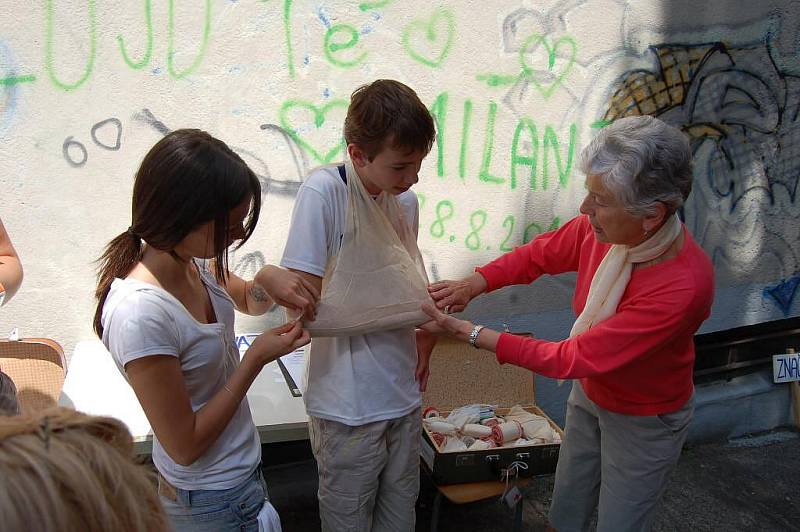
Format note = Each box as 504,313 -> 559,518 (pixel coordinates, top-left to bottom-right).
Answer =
264,428 -> 800,532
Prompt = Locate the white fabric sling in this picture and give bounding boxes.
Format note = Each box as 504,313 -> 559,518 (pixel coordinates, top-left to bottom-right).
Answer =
569,213 -> 682,338
303,159 -> 433,337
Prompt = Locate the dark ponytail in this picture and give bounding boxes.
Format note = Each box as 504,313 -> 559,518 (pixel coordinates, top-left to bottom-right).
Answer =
93,231 -> 143,337
93,129 -> 261,338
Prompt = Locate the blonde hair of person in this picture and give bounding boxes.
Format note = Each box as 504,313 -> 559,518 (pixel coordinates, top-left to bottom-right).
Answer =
0,407 -> 170,532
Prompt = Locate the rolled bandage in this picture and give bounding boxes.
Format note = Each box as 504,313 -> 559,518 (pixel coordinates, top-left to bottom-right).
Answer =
480,417 -> 501,427
461,423 -> 493,438
468,439 -> 496,451
424,420 -> 457,435
504,405 -> 559,443
521,418 -> 556,441
491,421 -> 522,444
442,437 -> 467,452
445,404 -> 481,428
423,407 -> 440,419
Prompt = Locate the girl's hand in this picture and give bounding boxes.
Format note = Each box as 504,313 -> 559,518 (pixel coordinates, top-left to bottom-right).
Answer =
247,321 -> 310,366
255,265 -> 319,320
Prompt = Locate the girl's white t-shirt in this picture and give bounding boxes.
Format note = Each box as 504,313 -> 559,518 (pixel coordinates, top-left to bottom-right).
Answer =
280,165 -> 422,426
101,264 -> 260,490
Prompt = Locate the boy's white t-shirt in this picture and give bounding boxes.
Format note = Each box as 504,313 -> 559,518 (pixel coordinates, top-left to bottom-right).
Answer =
101,263 -> 261,490
280,165 -> 421,426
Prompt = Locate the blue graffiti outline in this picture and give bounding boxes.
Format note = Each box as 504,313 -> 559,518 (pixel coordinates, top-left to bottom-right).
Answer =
764,274 -> 800,316
0,40 -> 23,138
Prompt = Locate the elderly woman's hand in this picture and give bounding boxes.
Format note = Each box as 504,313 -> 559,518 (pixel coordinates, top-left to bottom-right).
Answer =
427,273 -> 488,314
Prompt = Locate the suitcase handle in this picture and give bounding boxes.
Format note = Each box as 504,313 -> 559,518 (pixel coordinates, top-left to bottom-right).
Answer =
485,454 -> 503,477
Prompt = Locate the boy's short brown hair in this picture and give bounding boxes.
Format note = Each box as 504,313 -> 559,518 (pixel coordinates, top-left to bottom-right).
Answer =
344,79 -> 435,160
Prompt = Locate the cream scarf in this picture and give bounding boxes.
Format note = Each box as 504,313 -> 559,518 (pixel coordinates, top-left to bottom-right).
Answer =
569,213 -> 682,338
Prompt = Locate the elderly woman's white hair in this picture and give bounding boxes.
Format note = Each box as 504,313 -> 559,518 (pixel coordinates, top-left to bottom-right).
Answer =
579,115 -> 693,217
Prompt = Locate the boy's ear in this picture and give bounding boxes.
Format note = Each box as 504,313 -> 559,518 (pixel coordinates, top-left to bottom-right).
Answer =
348,144 -> 368,167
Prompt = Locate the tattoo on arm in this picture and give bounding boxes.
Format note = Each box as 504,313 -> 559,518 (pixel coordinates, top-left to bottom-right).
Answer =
249,284 -> 270,303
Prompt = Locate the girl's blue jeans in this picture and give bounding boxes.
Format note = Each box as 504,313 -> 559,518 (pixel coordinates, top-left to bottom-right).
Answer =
158,467 -> 269,532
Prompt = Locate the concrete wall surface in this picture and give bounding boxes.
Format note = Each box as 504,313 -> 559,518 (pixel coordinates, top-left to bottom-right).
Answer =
1,1 -> 799,396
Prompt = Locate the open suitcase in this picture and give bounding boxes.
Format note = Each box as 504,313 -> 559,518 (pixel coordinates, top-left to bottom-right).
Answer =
420,336 -> 563,485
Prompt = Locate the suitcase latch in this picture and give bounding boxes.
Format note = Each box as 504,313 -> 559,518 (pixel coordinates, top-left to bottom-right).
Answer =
543,447 -> 559,459
455,454 -> 475,467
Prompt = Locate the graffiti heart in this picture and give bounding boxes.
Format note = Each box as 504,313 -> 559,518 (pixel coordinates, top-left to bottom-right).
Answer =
476,33 -> 577,97
401,7 -> 455,68
520,34 -> 577,98
279,99 -> 348,164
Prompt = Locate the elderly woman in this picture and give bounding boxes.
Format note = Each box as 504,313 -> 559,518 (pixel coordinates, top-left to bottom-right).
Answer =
422,115 -> 714,532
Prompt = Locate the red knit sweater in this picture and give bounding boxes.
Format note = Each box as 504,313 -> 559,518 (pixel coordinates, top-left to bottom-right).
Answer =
476,215 -> 714,415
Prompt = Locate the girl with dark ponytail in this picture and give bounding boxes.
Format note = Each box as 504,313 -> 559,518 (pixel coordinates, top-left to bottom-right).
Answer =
94,129 -> 318,531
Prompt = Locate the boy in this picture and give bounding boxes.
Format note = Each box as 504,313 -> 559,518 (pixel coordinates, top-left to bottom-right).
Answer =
280,79 -> 436,531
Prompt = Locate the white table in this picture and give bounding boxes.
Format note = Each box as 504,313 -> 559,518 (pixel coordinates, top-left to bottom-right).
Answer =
58,338 -> 309,455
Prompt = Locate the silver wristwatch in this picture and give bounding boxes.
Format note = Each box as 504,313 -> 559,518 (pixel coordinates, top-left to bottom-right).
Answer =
468,324 -> 485,348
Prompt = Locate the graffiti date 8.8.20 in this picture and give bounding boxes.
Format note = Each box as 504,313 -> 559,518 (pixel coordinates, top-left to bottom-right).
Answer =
418,194 -> 560,252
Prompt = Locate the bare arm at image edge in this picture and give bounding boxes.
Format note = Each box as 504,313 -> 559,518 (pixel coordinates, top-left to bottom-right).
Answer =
0,219 -> 23,305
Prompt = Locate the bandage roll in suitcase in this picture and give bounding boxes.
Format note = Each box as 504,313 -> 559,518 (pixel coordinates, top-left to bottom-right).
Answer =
420,336 -> 563,485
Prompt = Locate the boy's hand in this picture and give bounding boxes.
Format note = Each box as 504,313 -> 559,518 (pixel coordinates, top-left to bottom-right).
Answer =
415,329 -> 437,392
255,265 -> 320,320
421,303 -> 474,343
418,319 -> 445,335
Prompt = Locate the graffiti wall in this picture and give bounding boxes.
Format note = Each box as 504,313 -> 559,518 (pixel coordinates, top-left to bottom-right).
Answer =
1,0 -> 798,357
